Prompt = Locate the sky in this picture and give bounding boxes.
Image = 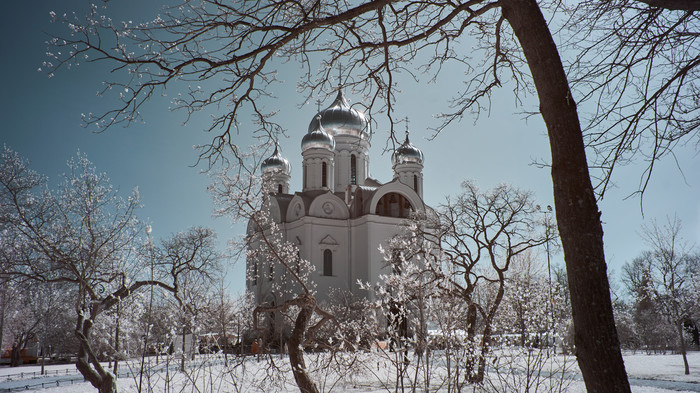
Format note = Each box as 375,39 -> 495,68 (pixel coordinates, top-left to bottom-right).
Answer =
1,1 -> 698,296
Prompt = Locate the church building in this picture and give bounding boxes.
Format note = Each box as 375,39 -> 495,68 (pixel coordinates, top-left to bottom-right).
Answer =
247,87 -> 432,306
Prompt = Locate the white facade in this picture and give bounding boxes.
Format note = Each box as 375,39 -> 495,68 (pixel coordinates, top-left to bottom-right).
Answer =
247,88 -> 431,306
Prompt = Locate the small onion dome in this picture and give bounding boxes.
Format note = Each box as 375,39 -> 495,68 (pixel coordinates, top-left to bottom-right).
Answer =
392,131 -> 424,165
302,115 -> 336,151
308,89 -> 369,138
261,144 -> 291,175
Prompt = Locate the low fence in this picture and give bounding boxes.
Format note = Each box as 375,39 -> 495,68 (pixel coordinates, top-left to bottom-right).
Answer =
0,356 -> 230,392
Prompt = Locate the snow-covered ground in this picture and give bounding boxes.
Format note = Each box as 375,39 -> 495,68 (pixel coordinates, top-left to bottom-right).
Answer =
1,351 -> 698,392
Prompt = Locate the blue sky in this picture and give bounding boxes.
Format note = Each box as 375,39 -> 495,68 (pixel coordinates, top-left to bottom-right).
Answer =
1,1 -> 698,295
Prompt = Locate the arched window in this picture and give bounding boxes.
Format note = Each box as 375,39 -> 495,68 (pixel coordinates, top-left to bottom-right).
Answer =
350,154 -> 357,185
413,175 -> 418,192
323,249 -> 333,276
278,184 -> 283,194
322,162 -> 328,187
376,192 -> 414,218
269,263 -> 274,281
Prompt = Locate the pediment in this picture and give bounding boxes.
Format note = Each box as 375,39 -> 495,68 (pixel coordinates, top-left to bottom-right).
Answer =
319,234 -> 338,246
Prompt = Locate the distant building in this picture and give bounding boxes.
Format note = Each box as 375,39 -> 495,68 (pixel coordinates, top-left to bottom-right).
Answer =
247,87 -> 432,306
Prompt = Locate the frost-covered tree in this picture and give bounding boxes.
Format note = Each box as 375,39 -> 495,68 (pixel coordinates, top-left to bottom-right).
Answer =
364,230 -> 440,392
383,182 -> 552,385
494,252 -> 559,348
623,217 -> 699,374
0,148 -> 219,393
1,282 -> 40,367
32,282 -> 76,372
433,182 -> 553,382
157,226 -> 221,371
210,146 -> 352,393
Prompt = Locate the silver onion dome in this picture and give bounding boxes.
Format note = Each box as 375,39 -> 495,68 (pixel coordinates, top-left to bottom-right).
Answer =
392,131 -> 424,165
308,89 -> 369,138
261,144 -> 291,175
302,115 -> 336,151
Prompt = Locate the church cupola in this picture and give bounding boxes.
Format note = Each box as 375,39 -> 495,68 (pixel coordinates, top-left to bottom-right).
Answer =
261,143 -> 291,194
310,87 -> 371,192
392,126 -> 424,198
308,89 -> 370,139
302,116 -> 335,192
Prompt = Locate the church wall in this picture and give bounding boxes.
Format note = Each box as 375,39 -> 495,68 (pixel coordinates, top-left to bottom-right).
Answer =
285,217 -> 351,302
281,214 -> 410,303
365,216 -> 408,299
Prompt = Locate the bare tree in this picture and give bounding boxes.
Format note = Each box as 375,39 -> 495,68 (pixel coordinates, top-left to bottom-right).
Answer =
0,148 -> 219,393
434,182 -> 552,382
45,0 -> 700,389
567,0 -> 699,196
160,226 -> 221,371
623,217 -> 699,374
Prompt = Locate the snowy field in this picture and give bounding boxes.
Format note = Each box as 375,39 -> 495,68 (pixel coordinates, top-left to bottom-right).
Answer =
1,351 -> 698,392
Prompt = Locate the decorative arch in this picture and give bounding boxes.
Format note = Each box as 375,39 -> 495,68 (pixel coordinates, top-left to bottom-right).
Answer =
376,192 -> 413,218
309,192 -> 349,219
369,181 -> 424,218
286,195 -> 308,222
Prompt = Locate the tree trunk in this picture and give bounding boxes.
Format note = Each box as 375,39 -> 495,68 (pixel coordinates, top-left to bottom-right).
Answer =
75,311 -> 117,393
677,322 -> 690,375
41,345 -> 46,375
181,330 -> 186,372
287,294 -> 319,393
113,300 -> 120,374
10,343 -> 21,367
0,297 -> 5,364
501,0 -> 631,391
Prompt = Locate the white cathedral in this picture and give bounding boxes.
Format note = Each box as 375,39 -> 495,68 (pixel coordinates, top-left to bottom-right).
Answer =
246,87 -> 432,306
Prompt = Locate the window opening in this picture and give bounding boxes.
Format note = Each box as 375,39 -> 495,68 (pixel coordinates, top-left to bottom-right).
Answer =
376,193 -> 414,218
323,249 -> 333,276
350,155 -> 357,185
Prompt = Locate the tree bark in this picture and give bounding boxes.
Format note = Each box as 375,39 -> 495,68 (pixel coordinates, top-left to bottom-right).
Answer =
501,0 -> 631,391
10,343 -> 21,367
75,312 -> 117,393
287,294 -> 319,393
677,322 -> 690,375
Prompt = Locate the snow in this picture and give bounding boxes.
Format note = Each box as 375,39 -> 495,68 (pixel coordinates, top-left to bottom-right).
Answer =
0,351 -> 698,393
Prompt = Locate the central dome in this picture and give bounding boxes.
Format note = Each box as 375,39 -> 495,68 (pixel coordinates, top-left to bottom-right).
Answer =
308,89 -> 370,138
